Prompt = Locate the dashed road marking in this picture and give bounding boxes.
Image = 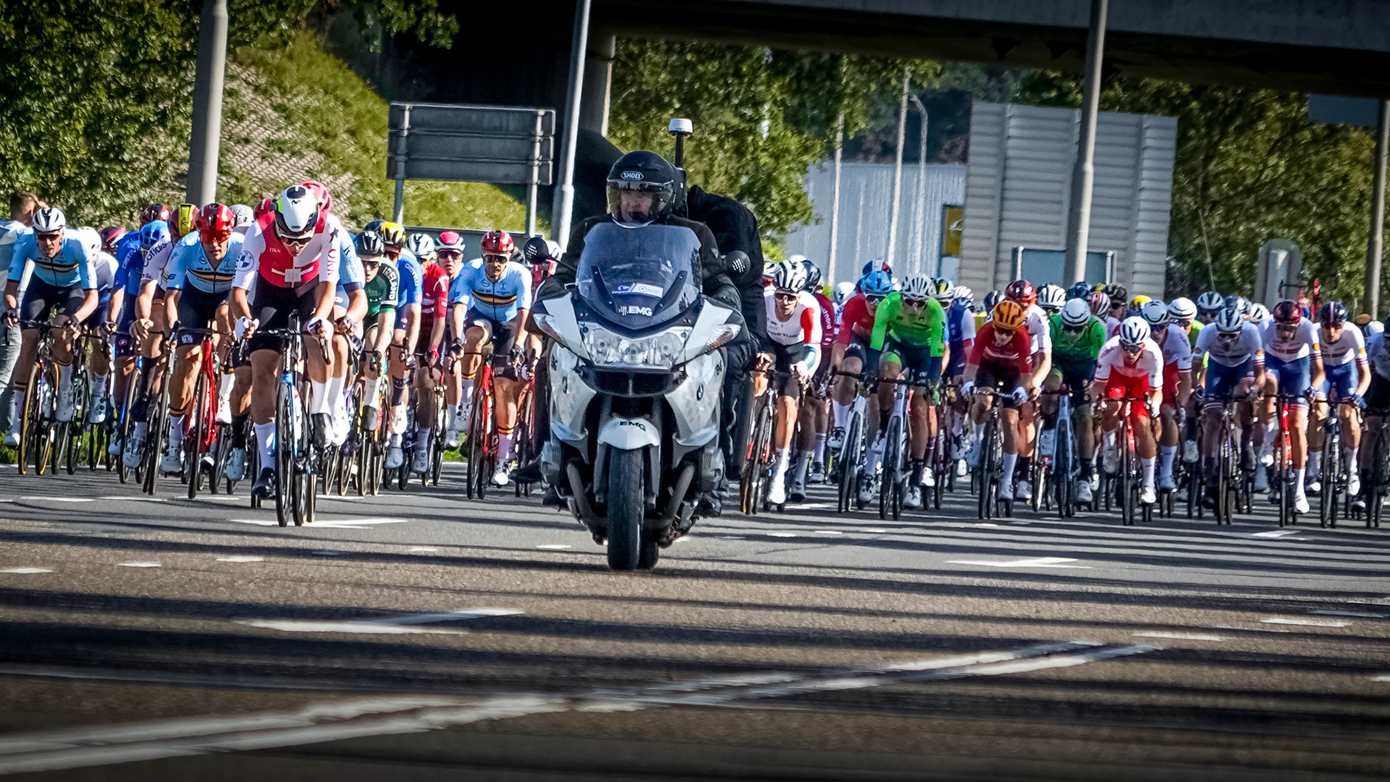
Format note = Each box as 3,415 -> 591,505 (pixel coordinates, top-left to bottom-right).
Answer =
1310,609 -> 1386,619
948,556 -> 1091,569
535,544 -> 571,550
765,532 -> 798,538
215,556 -> 264,563
1132,631 -> 1225,642
1251,529 -> 1299,538
236,608 -> 523,636
117,561 -> 161,569
408,546 -> 440,553
1261,616 -> 1350,628
0,567 -> 52,575
97,496 -> 166,503
18,496 -> 92,503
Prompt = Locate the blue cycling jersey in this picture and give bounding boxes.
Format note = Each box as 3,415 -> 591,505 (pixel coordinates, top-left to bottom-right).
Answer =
333,233 -> 365,309
7,232 -> 95,289
947,300 -> 968,344
114,221 -> 170,296
448,258 -> 531,324
163,233 -> 244,294
395,250 -> 422,309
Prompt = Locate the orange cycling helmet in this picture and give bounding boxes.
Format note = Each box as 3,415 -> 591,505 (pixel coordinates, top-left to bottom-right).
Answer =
992,299 -> 1027,332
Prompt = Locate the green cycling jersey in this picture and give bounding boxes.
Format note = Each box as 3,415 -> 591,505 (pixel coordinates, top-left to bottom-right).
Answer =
1048,313 -> 1106,363
869,291 -> 947,357
364,262 -> 399,320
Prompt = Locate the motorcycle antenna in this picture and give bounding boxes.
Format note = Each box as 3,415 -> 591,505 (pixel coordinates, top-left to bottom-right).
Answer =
668,118 -> 694,217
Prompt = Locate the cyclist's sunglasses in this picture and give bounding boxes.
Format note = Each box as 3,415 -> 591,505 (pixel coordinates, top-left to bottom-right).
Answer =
437,249 -> 463,261
1122,343 -> 1144,355
865,294 -> 885,305
773,291 -> 798,303
483,253 -> 508,263
36,231 -> 61,241
1063,323 -> 1087,333
1217,331 -> 1239,341
903,298 -> 927,308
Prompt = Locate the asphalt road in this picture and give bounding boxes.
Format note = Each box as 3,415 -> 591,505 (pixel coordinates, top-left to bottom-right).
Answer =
0,462 -> 1387,781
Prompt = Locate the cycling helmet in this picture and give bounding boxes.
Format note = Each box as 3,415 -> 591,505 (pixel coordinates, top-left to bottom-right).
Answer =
273,185 -> 320,241
606,150 -> 676,225
1118,316 -> 1151,349
1067,281 -> 1092,301
300,180 -> 333,216
436,230 -> 465,255
356,230 -> 385,260
1168,296 -> 1197,322
522,235 -> 561,265
140,203 -> 171,225
1061,298 -> 1091,328
1318,301 -> 1348,326
1248,302 -> 1271,323
1214,306 -> 1245,334
901,274 -> 932,302
32,206 -> 65,234
1088,290 -> 1110,316
1271,299 -> 1300,325
833,281 -> 855,305
770,260 -> 808,293
407,232 -> 436,261
379,221 -> 406,250
139,220 -> 170,251
1374,318 -> 1389,337
1223,294 -> 1249,317
1037,283 -> 1066,312
953,285 -> 974,304
171,202 -> 197,237
1005,279 -> 1036,306
230,204 -> 255,228
99,226 -> 128,253
1103,283 -> 1128,308
196,203 -> 236,241
991,299 -> 1026,332
859,270 -> 894,298
931,278 -> 955,302
982,289 -> 1004,312
1130,294 -> 1151,309
861,258 -> 892,278
801,258 -> 822,293
480,229 -> 515,257
1139,299 -> 1168,327
1196,291 -> 1224,314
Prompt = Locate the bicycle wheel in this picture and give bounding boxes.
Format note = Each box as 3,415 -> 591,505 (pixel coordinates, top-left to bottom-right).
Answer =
977,416 -> 997,520
187,370 -> 209,500
836,410 -> 862,514
740,397 -> 771,516
465,389 -> 484,499
274,382 -> 293,527
142,366 -> 170,495
1119,426 -> 1133,526
879,415 -> 901,520
1319,431 -> 1337,528
1054,416 -> 1073,518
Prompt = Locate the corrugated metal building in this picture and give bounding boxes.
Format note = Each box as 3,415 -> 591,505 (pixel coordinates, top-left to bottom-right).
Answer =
959,102 -> 1177,296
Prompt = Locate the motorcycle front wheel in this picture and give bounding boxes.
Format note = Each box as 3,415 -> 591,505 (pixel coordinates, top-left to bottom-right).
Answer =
606,448 -> 657,571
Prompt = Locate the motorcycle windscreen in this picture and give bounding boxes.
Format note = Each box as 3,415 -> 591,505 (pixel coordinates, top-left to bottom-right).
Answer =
575,223 -> 701,330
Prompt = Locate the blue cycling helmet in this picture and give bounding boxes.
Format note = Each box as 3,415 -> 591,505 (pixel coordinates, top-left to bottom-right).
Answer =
859,270 -> 894,298
139,220 -> 170,251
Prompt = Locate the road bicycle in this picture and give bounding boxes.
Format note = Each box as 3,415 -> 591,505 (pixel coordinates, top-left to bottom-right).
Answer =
831,369 -> 869,514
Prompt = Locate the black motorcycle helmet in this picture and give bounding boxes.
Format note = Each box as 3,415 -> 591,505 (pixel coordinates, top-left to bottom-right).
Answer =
606,150 -> 677,226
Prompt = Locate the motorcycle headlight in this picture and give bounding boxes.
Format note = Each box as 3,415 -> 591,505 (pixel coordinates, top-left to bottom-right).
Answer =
581,325 -> 689,370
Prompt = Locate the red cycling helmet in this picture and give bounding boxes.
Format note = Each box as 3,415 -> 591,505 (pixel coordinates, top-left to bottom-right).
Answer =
1272,299 -> 1302,325
480,229 -> 515,257
140,202 -> 171,225
436,230 -> 465,254
1005,279 -> 1036,307
99,226 -> 128,253
300,180 -> 333,216
196,203 -> 237,242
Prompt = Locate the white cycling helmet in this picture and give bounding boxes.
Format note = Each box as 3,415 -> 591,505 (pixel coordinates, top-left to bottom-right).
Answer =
953,285 -> 974,303
1168,296 -> 1197,322
901,274 -> 932,302
230,204 -> 255,228
931,278 -> 955,302
770,259 -> 807,293
1139,299 -> 1169,327
32,206 -> 66,234
1368,320 -> 1386,337
1248,303 -> 1271,323
273,185 -> 319,240
71,226 -> 101,258
1214,307 -> 1244,334
1196,291 -> 1224,314
1037,283 -> 1066,312
406,232 -> 436,261
1060,298 -> 1091,328
833,281 -> 855,305
1118,316 -> 1151,349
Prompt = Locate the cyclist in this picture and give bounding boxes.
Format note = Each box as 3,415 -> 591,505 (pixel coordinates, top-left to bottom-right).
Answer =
866,273 -> 948,508
354,229 -> 398,435
1194,306 -> 1264,504
376,220 -> 421,471
1249,302 -> 1273,330
943,282 -> 975,474
431,231 -> 467,453
3,207 -> 98,433
960,299 -> 1033,500
794,256 -> 836,492
154,204 -> 241,475
1042,297 -> 1106,505
755,260 -> 822,506
1307,302 -> 1368,498
1093,317 -> 1163,505
1004,279 -> 1052,502
1102,284 -> 1128,337
1359,315 -> 1390,510
1195,291 -> 1224,326
170,203 -> 197,242
1139,300 -> 1193,494
1168,296 -> 1203,465
448,229 -> 531,487
401,232 -> 449,475
1087,289 -> 1109,319
828,269 -> 892,505
1036,283 -> 1066,317
833,281 -> 855,319
1253,300 -> 1323,512
325,218 -> 367,450
110,219 -> 172,465
231,184 -> 344,500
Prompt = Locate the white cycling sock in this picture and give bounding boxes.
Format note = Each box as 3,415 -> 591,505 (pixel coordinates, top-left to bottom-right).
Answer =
446,405 -> 459,432
461,379 -> 474,414
1158,444 -> 1176,479
773,448 -> 791,479
417,428 -> 432,453
166,414 -> 184,446
12,391 -> 25,425
217,371 -> 234,408
1141,456 -> 1156,487
389,432 -> 402,448
832,401 -> 849,431
1001,452 -> 1018,489
814,433 -> 828,463
1295,467 -> 1306,493
362,376 -> 380,408
309,380 -> 332,416
1307,451 -> 1322,480
255,422 -> 275,472
90,372 -> 108,398
497,432 -> 513,463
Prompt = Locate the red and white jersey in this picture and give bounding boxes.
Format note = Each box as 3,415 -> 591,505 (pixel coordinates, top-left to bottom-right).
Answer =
764,289 -> 823,347
1155,323 -> 1193,371
1025,303 -> 1052,354
1321,324 -> 1367,367
1094,335 -> 1163,387
232,209 -> 343,290
418,262 -> 450,325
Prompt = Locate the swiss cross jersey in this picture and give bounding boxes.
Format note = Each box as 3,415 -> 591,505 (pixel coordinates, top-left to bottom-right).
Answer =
1024,303 -> 1052,354
231,210 -> 342,290
812,291 -> 835,350
834,293 -> 875,346
1195,322 -> 1265,368
1320,324 -> 1368,367
1261,319 -> 1320,362
7,233 -> 94,289
417,262 -> 451,325
968,323 -> 1033,376
764,290 -> 822,373
1094,336 -> 1163,387
1155,323 -> 1193,371
449,258 -> 531,323
163,233 -> 244,294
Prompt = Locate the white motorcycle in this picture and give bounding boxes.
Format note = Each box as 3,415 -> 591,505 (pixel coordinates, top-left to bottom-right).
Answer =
531,223 -> 741,570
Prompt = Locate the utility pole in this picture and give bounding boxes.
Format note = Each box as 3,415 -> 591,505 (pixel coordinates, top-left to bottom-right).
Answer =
553,0 -> 591,248
828,112 -> 843,284
887,68 -> 909,265
1367,100 -> 1389,317
1064,0 -> 1109,284
186,0 -> 229,204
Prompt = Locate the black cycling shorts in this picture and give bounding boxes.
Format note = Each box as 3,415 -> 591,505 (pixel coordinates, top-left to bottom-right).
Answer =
175,286 -> 230,345
248,280 -> 317,353
764,342 -> 810,400
20,279 -> 87,324
976,363 -> 1024,410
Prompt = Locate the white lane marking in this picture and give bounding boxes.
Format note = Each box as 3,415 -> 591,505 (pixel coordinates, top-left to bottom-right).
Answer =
948,556 -> 1091,569
1310,609 -> 1386,619
199,496 -> 241,503
812,530 -> 842,536
976,523 -> 1000,528
17,496 -> 92,503
227,519 -> 278,527
1251,529 -> 1299,538
0,567 -> 52,575
311,517 -> 409,530
674,537 -> 693,543
408,546 -> 439,553
116,562 -> 161,569
97,496 -> 166,503
1372,674 -> 1390,682
1133,631 -> 1226,642
795,503 -> 832,510
0,641 -> 1147,775
1261,616 -> 1350,628
860,528 -> 889,534
215,556 -> 264,564
235,608 -> 522,636
765,532 -> 798,538
535,544 -> 571,550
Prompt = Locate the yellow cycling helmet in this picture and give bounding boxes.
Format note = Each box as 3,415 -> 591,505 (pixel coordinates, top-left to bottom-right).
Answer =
379,221 -> 406,249
992,300 -> 1027,332
1130,294 -> 1151,308
172,202 -> 196,237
